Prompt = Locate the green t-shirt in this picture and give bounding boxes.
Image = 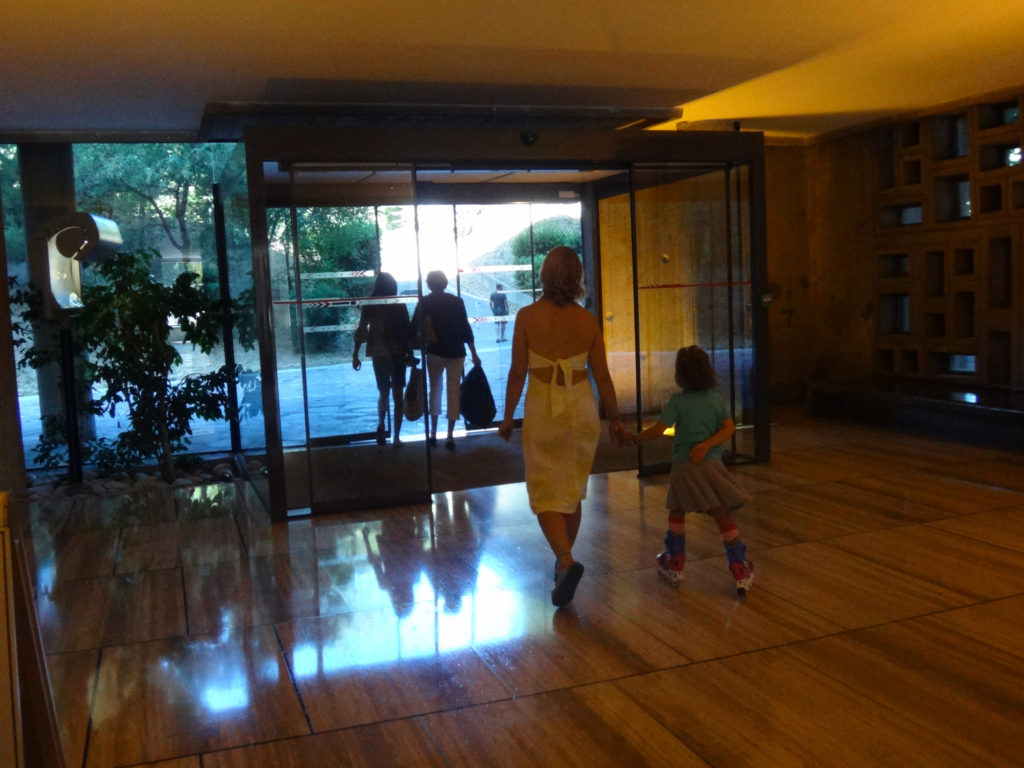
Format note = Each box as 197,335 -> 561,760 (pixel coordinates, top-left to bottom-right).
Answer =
657,389 -> 728,464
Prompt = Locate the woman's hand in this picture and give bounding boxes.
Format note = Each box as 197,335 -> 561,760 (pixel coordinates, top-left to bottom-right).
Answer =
472,352 -> 482,368
498,417 -> 514,442
352,353 -> 361,371
609,419 -> 632,449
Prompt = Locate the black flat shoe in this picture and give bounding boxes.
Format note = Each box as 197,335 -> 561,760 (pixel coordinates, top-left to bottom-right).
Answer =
551,562 -> 584,607
375,425 -> 386,446
445,437 -> 455,450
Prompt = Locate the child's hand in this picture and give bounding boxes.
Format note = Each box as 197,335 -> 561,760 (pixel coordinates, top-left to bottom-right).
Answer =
689,441 -> 710,464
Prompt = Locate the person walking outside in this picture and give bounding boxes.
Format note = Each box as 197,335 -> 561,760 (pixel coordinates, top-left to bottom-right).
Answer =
490,282 -> 509,342
352,272 -> 412,446
411,270 -> 481,449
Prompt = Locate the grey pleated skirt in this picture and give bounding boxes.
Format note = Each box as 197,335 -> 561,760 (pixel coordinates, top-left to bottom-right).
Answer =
665,458 -> 751,514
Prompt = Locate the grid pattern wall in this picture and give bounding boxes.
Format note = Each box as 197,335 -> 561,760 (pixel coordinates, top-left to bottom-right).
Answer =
875,95 -> 1023,390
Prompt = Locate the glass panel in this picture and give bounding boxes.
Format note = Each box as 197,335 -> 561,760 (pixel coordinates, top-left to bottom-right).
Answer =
264,164 -> 430,512
630,164 -> 755,473
448,201 -> 582,424
727,164 -> 757,459
1,146 -> 34,463
12,143 -> 248,469
598,175 -> 638,423
214,146 -> 263,454
75,143 -> 245,458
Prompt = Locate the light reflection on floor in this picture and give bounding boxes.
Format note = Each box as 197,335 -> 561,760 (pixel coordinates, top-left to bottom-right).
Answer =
24,407 -> 1024,767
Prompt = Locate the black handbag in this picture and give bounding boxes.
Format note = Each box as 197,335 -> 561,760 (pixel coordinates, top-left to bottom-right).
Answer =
460,364 -> 496,429
404,363 -> 425,421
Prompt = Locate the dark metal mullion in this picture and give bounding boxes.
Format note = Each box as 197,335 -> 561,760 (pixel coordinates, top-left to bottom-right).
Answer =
372,205 -> 390,436
212,183 -> 241,453
412,166 -> 434,491
723,166 -> 738,458
287,172 -> 316,510
451,203 -> 461,296
628,166 -> 645,472
528,205 -> 537,300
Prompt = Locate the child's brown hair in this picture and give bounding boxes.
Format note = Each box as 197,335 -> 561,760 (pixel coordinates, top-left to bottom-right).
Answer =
675,345 -> 717,391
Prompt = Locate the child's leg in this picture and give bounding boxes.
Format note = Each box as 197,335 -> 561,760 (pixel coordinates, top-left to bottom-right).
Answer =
709,506 -> 754,594
657,511 -> 686,583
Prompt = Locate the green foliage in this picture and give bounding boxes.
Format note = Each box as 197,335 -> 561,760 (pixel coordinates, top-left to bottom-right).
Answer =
280,206 -> 379,352
13,250 -> 252,480
72,248 -> 243,479
0,145 -> 28,279
74,143 -> 244,258
509,216 -> 583,292
73,142 -> 253,320
8,275 -> 50,369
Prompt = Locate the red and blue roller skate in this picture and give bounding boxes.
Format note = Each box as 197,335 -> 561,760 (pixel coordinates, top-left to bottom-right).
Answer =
724,540 -> 755,596
657,530 -> 686,586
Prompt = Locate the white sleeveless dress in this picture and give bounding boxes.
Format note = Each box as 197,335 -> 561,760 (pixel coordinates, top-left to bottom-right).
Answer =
522,350 -> 601,515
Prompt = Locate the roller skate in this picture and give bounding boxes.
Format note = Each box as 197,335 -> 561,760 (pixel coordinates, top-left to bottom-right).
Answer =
657,529 -> 686,586
730,560 -> 755,596
656,551 -> 686,586
724,539 -> 754,596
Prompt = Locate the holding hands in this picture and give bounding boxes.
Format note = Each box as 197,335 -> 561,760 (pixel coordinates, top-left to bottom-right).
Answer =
609,419 -> 632,449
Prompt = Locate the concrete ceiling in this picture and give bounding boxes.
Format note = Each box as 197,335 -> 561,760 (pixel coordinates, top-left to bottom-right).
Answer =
2,0 -> 1023,142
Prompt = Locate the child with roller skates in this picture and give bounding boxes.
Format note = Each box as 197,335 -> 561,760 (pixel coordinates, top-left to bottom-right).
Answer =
630,345 -> 754,595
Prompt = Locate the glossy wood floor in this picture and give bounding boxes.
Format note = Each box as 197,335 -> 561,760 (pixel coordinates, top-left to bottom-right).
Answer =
25,407 -> 1024,767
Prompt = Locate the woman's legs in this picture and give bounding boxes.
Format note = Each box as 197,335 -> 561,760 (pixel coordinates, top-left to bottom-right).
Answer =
389,354 -> 406,444
370,357 -> 390,444
391,381 -> 404,443
426,354 -> 445,442
537,503 -> 582,573
538,504 -> 585,607
442,356 -> 464,445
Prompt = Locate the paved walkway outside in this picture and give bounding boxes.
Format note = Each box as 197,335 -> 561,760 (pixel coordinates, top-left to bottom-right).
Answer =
18,332 -> 519,465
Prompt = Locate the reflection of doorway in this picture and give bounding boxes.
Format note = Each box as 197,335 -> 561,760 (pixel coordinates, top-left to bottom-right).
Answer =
245,127 -> 768,521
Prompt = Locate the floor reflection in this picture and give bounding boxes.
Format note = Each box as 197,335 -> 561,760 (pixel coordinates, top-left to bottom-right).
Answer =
24,407 -> 1024,767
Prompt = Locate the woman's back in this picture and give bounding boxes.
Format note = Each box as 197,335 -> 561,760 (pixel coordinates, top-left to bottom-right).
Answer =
518,299 -> 597,360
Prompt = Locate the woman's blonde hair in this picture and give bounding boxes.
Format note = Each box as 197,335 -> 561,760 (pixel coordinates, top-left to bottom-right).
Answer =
539,246 -> 584,306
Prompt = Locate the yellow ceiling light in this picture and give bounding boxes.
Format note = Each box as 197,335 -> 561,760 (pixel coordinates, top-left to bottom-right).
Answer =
656,1 -> 1024,139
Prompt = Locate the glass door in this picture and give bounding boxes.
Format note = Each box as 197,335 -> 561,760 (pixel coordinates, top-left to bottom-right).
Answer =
244,128 -> 768,522
600,163 -> 760,474
261,163 -> 431,514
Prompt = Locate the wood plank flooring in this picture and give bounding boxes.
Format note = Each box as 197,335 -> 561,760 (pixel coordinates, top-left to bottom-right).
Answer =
24,406 -> 1024,767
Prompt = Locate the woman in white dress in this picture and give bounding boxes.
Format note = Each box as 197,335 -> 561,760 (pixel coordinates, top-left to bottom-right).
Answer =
498,246 -> 629,607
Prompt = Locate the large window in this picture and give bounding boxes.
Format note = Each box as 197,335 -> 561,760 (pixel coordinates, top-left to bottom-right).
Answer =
8,142 -> 258,467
